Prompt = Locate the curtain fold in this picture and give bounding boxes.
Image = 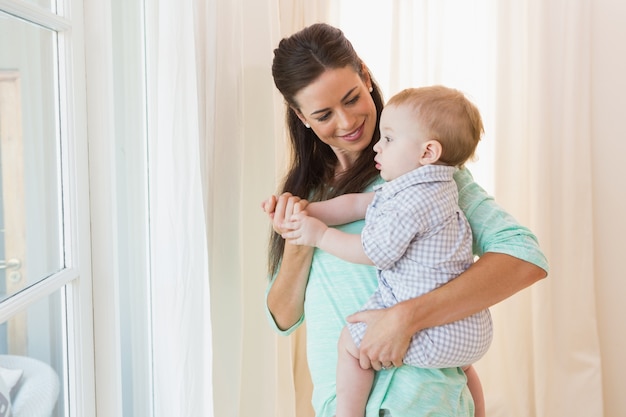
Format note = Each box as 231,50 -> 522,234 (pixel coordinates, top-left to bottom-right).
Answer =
477,1 -> 603,416
145,0 -> 213,416
272,3 -> 333,417
203,0 -> 298,416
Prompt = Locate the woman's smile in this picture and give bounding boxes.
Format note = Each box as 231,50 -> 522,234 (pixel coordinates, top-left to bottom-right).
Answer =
293,66 -> 377,160
338,122 -> 365,142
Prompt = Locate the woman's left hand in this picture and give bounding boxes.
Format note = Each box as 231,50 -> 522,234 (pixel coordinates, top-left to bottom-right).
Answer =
346,304 -> 413,369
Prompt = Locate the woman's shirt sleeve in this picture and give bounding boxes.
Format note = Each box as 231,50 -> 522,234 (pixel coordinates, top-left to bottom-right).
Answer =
454,168 -> 549,273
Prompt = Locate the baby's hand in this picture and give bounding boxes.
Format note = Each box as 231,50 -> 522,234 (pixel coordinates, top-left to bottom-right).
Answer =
261,193 -> 309,235
281,212 -> 327,247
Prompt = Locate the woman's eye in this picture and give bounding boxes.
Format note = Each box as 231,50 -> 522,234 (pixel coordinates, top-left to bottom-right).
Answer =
317,113 -> 331,122
346,95 -> 359,105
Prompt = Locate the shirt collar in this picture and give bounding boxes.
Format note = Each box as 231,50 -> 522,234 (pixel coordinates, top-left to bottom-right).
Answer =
374,165 -> 457,196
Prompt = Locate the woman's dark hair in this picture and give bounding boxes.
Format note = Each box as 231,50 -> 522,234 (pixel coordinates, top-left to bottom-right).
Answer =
268,23 -> 384,275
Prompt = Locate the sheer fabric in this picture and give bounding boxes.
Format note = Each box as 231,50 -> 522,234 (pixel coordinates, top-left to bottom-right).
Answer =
145,0 -> 213,416
196,0 -> 301,416
479,1 -> 603,416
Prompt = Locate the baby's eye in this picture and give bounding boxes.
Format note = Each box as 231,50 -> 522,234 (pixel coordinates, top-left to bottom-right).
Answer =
384,136 -> 392,142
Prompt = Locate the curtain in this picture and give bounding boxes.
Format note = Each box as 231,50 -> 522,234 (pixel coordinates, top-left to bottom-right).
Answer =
145,0 -> 213,416
282,1 -> 605,416
338,0 -> 497,190
272,5 -> 334,417
477,1 -> 603,416
198,0 -> 311,416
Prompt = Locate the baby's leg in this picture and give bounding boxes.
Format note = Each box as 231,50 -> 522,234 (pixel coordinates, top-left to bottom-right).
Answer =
463,365 -> 485,417
336,326 -> 374,417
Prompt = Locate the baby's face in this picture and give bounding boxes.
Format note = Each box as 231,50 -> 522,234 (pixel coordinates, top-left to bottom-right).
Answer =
373,104 -> 429,181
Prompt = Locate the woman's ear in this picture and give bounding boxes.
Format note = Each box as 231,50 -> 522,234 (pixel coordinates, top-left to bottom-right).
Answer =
290,106 -> 310,128
360,62 -> 373,91
420,140 -> 443,165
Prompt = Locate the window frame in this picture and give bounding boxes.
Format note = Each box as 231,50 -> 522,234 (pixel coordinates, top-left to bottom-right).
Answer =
0,0 -> 97,415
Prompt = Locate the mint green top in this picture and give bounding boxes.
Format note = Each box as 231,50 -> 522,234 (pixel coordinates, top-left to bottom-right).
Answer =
265,169 -> 548,417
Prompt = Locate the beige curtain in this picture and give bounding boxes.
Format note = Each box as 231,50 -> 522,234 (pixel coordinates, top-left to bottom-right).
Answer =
202,0 -> 328,416
589,2 -> 626,416
202,0 -> 345,414
206,0 -> 625,416
476,1 -> 604,416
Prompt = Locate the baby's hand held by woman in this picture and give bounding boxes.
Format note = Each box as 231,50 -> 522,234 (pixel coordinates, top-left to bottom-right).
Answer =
264,192 -> 308,235
281,213 -> 326,247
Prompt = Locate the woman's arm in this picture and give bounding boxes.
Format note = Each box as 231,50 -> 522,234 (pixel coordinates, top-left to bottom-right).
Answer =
263,193 -> 314,331
266,243 -> 314,331
350,252 -> 546,368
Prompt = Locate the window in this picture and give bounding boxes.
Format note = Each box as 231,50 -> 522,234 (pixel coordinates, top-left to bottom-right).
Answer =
0,1 -> 96,416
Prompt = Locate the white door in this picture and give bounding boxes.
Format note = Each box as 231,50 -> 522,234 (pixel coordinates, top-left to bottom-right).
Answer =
0,1 -> 96,416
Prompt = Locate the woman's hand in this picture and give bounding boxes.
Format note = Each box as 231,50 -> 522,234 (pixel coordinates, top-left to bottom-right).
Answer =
347,303 -> 414,369
261,193 -> 309,235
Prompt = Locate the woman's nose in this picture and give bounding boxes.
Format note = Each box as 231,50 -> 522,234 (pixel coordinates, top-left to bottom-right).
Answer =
335,109 -> 354,129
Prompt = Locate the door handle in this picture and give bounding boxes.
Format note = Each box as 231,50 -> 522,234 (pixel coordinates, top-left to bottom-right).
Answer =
0,259 -> 21,270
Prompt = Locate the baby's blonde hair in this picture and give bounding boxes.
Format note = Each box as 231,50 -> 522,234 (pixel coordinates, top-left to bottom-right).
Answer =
387,86 -> 483,167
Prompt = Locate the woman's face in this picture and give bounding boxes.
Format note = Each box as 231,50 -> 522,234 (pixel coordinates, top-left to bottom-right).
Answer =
293,66 -> 377,168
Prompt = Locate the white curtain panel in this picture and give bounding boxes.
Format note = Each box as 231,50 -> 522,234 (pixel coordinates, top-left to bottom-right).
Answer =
144,0 -> 213,416
199,0 -> 298,416
478,1 -> 603,416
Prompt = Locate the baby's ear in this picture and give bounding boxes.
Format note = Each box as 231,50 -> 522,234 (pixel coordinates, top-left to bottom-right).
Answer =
420,140 -> 443,165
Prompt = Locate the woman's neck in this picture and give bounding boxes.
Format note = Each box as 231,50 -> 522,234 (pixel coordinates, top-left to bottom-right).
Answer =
333,150 -> 358,177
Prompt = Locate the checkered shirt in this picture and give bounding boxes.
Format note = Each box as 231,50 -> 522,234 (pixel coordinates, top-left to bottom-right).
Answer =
348,164 -> 493,368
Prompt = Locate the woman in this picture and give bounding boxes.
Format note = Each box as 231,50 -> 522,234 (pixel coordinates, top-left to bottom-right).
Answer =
264,23 -> 548,417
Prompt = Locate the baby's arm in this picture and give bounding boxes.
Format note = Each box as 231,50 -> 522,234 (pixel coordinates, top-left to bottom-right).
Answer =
282,212 -> 373,265
305,192 -> 374,226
